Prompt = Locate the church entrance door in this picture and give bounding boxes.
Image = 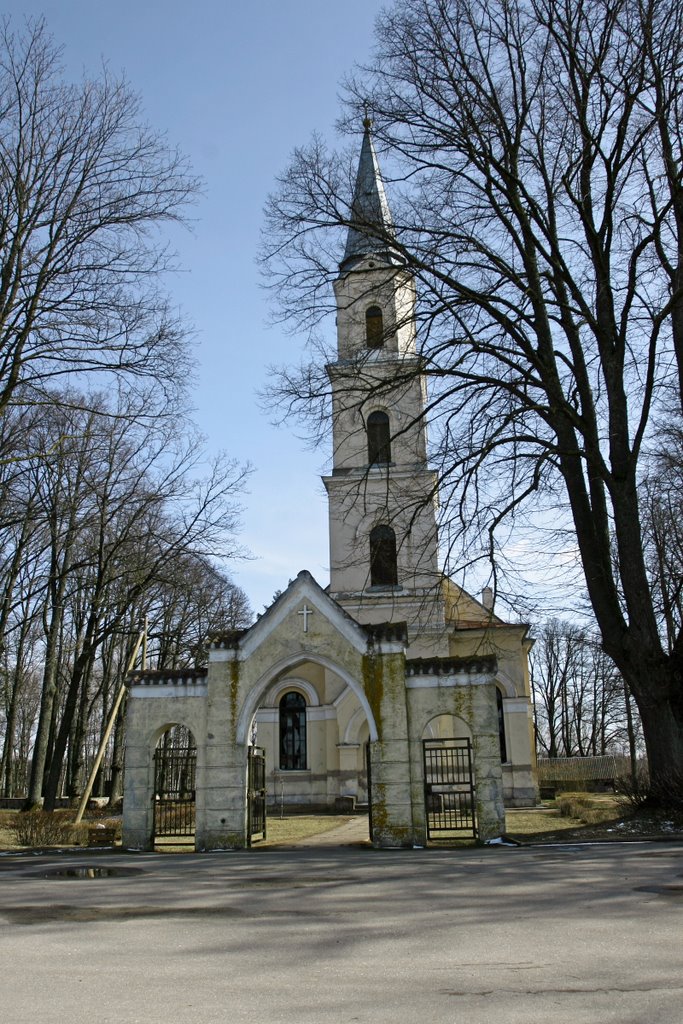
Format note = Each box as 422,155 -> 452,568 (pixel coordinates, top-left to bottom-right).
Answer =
423,738 -> 476,841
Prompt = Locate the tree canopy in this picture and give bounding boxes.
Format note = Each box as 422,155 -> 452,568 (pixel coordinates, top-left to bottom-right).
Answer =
0,18 -> 198,417
264,0 -> 683,805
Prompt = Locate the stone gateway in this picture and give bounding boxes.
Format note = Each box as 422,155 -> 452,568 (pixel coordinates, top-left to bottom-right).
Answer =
122,123 -> 538,850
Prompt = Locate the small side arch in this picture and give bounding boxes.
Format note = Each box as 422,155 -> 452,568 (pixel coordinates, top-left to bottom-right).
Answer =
421,714 -> 473,741
152,723 -> 197,849
258,676 -> 321,708
149,720 -> 198,751
343,704 -> 370,745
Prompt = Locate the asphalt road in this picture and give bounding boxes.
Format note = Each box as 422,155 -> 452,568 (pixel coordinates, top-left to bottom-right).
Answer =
1,840 -> 681,1024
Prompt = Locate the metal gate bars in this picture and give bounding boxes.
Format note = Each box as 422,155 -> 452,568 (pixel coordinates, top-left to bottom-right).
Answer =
247,745 -> 266,845
153,745 -> 196,846
423,738 -> 477,840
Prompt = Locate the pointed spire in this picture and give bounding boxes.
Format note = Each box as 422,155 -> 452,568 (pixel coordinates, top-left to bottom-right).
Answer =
340,117 -> 405,272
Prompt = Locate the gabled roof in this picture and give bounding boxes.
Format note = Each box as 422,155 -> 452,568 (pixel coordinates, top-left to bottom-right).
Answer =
340,120 -> 405,273
209,570 -> 407,660
441,576 -> 530,635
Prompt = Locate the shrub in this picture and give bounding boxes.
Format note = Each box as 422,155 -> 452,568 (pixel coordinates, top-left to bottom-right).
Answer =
8,809 -> 79,847
614,762 -> 650,810
557,795 -> 591,818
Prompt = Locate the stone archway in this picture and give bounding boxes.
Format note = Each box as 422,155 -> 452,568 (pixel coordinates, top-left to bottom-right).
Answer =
421,714 -> 476,841
152,724 -> 197,849
245,656 -> 378,819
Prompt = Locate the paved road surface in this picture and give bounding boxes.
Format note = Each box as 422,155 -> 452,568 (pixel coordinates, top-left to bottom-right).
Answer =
1,840 -> 681,1024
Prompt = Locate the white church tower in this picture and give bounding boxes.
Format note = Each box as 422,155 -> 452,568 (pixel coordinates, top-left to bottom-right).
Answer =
323,121 -> 538,805
323,119 -> 448,656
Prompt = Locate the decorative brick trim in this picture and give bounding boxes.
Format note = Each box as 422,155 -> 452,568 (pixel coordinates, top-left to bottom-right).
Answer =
405,655 -> 497,677
208,630 -> 248,649
126,668 -> 208,688
363,620 -> 409,644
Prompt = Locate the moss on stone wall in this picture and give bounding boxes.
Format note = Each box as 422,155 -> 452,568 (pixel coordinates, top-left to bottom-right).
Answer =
362,649 -> 407,739
229,660 -> 240,742
362,654 -> 384,733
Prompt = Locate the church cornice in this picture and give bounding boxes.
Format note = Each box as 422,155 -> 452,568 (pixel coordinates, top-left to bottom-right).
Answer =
405,655 -> 497,677
126,668 -> 208,688
363,621 -> 408,645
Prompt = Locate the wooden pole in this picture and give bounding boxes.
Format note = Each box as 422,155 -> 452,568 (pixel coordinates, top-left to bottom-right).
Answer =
142,615 -> 148,670
74,629 -> 145,825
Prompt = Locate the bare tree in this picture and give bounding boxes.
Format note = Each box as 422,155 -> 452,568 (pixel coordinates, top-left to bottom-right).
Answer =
263,0 -> 683,806
0,17 -> 198,417
531,620 -> 641,758
641,421 -> 683,652
0,393 -> 250,805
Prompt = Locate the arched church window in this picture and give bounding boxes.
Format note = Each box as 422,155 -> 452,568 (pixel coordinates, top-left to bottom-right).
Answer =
496,688 -> 508,763
369,525 -> 398,586
367,411 -> 391,465
365,305 -> 384,348
279,691 -> 307,770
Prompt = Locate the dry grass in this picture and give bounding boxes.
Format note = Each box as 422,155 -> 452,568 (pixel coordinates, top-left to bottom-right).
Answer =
505,792 -> 683,844
151,815 -> 359,853
254,814 -> 358,846
0,811 -> 16,850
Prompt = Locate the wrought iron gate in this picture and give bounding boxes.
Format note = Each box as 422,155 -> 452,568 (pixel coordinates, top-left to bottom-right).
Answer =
153,744 -> 196,846
366,741 -> 373,841
247,745 -> 266,845
423,738 -> 476,840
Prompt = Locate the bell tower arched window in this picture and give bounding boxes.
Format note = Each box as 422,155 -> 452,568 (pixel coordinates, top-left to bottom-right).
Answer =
365,305 -> 384,348
367,411 -> 391,465
369,525 -> 398,586
279,691 -> 307,770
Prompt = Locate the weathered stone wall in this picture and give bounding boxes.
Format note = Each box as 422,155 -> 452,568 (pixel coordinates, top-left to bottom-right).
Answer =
122,576 -> 513,852
122,687 -> 207,850
405,674 -> 506,842
363,648 -> 416,847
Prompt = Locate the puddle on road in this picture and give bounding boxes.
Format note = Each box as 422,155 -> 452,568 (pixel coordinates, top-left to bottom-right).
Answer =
38,866 -> 145,879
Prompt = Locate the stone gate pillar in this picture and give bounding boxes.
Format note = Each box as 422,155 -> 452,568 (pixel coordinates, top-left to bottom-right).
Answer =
363,646 -> 417,848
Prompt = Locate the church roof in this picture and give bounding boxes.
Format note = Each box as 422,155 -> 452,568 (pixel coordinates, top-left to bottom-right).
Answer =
340,120 -> 405,273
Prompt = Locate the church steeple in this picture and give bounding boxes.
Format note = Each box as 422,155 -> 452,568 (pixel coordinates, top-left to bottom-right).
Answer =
324,125 -> 444,651
340,119 -> 404,273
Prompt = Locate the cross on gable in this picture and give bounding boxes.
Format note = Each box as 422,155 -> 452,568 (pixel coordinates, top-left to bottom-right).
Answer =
298,604 -> 313,633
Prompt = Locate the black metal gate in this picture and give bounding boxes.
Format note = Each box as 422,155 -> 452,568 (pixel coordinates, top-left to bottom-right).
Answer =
247,745 -> 266,845
423,737 -> 476,840
366,741 -> 373,841
153,745 -> 196,846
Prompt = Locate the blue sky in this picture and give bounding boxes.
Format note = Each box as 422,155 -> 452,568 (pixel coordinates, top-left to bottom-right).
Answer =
5,0 -> 388,614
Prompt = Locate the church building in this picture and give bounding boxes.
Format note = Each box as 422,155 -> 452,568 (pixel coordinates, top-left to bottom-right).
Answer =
122,122 -> 538,850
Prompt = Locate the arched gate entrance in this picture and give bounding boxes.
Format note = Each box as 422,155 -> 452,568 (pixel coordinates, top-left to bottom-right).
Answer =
153,726 -> 197,848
